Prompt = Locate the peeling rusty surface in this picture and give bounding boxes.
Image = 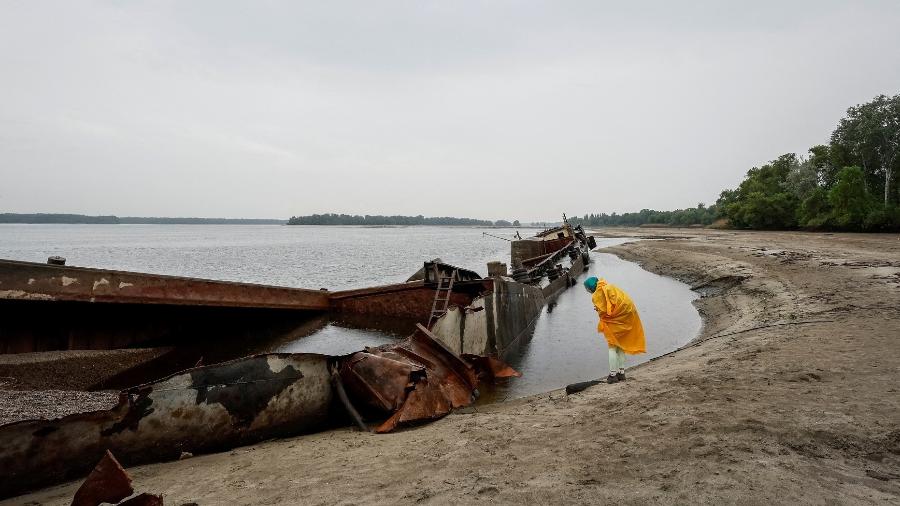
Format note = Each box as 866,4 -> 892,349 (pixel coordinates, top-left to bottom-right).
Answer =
340,324 -> 516,434
0,339 -> 517,499
461,354 -> 523,380
0,353 -> 334,499
71,450 -> 133,506
419,261 -> 483,285
340,352 -> 423,412
0,259 -> 330,310
0,262 -> 521,500
330,280 -> 491,321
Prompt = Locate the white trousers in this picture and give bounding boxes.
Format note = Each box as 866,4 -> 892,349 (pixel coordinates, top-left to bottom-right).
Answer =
608,346 -> 625,374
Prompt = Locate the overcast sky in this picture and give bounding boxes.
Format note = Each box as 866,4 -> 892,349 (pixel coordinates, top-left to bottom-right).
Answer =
2,1 -> 899,221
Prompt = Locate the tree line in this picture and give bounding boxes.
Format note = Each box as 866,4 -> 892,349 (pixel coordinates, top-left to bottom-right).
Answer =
0,214 -> 285,225
572,93 -> 900,231
287,214 -> 521,227
570,205 -> 719,228
0,213 -> 120,224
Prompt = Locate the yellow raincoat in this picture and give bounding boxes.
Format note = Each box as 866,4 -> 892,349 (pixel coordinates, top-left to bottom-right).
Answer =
591,279 -> 646,354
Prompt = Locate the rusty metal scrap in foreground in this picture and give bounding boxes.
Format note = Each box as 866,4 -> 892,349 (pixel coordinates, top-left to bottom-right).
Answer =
341,324 -> 507,433
71,449 -> 164,506
71,450 -> 133,506
0,325 -> 517,500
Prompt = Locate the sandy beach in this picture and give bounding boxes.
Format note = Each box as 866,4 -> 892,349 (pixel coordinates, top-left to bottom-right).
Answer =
8,228 -> 900,505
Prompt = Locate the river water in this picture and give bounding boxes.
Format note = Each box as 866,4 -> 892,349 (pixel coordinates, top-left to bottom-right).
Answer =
0,224 -> 516,290
0,225 -> 700,398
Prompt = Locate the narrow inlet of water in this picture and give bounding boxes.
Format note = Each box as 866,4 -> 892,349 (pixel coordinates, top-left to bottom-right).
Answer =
481,238 -> 701,401
275,238 -> 702,401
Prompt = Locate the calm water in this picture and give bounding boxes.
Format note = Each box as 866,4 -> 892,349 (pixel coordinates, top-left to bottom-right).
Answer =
0,224 -> 517,290
0,226 -> 700,397
485,238 -> 701,400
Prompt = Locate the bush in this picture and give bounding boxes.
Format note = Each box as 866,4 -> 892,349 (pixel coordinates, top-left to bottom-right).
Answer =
828,167 -> 871,229
799,187 -> 831,228
864,205 -> 900,231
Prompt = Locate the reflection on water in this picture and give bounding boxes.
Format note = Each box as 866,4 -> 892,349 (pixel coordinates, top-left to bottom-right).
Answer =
482,238 -> 701,401
273,323 -> 398,356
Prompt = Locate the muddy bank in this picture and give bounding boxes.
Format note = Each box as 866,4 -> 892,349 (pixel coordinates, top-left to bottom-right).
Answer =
8,229 -> 900,505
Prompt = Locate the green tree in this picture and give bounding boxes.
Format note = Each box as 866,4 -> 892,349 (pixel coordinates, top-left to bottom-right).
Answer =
831,94 -> 900,207
784,159 -> 819,201
798,187 -> 831,228
720,154 -> 799,229
828,166 -> 872,228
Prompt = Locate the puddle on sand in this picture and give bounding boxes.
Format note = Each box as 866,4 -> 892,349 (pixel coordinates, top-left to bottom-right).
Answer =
480,238 -> 701,402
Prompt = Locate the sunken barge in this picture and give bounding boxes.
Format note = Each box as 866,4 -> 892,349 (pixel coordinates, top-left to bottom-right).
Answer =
0,220 -> 596,499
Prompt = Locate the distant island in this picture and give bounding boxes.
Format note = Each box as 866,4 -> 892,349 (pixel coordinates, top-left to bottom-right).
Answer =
287,213 -> 521,227
0,213 -> 286,225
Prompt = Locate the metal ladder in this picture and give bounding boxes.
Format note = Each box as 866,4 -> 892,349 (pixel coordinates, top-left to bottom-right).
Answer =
427,269 -> 458,329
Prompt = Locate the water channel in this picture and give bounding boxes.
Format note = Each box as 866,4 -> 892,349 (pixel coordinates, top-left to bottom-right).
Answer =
484,238 -> 701,400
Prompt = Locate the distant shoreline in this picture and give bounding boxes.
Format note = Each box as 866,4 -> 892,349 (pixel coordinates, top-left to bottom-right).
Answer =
0,214 -> 286,225
0,213 -> 555,227
0,222 -> 547,228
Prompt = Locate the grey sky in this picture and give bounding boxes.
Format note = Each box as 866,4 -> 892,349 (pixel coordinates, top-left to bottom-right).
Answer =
2,1 -> 899,222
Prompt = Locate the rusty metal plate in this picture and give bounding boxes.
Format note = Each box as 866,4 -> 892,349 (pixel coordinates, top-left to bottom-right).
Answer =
71,450 -> 133,506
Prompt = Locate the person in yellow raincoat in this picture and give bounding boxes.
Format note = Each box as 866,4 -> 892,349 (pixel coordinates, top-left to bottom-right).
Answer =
583,276 -> 646,383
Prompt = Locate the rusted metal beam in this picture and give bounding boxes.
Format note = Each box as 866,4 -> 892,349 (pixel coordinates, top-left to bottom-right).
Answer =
330,280 -> 491,321
0,259 -> 330,311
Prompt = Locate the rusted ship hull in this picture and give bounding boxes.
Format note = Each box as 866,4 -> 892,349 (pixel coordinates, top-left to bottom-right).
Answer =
0,353 -> 335,498
0,327 -> 514,499
0,259 -> 332,353
0,219 -> 595,499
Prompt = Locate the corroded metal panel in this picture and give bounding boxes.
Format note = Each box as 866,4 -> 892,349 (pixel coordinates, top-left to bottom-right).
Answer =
0,353 -> 334,499
70,450 -> 133,506
0,329 -> 518,499
330,281 -> 490,321
339,325 -> 512,434
420,261 -> 483,285
0,260 -> 330,310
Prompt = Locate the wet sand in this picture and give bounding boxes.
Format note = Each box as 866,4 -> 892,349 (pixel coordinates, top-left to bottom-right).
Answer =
8,229 -> 900,504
